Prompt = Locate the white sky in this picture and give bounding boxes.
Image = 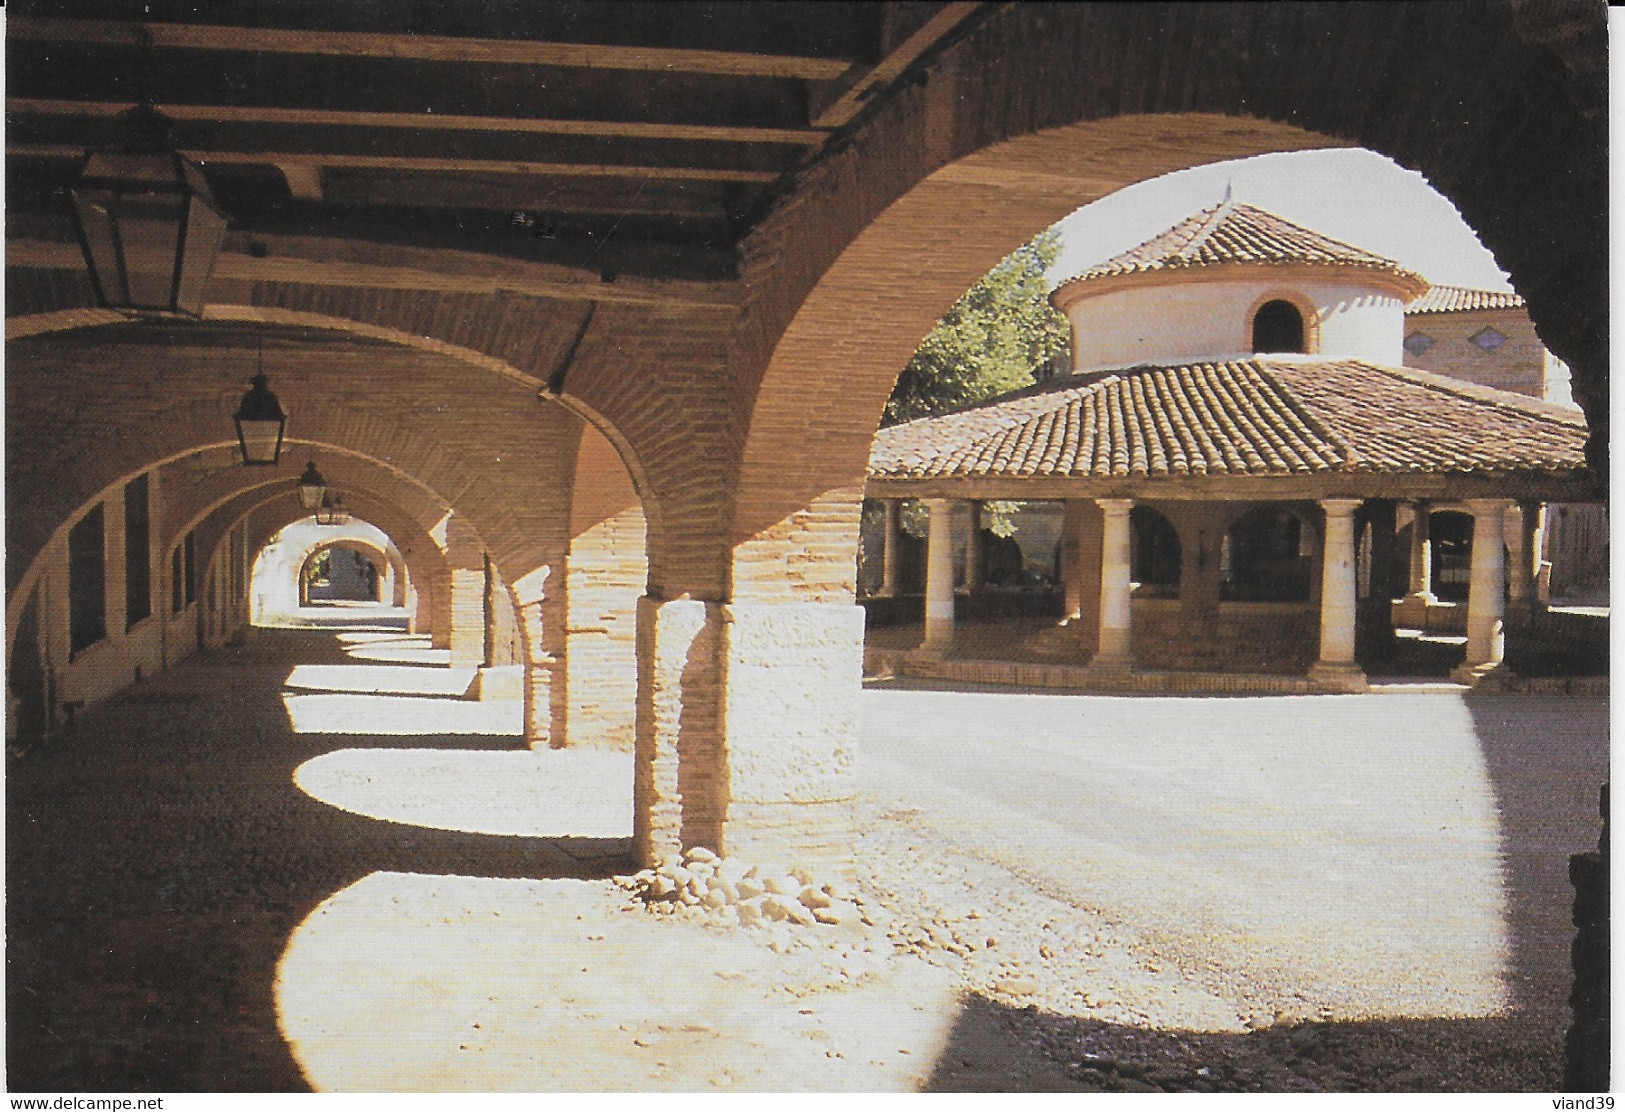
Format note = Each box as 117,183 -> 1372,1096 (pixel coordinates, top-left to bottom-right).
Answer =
1049,148 -> 1514,293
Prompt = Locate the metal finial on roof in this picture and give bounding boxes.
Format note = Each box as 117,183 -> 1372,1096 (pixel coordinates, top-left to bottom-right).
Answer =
1222,179 -> 1233,204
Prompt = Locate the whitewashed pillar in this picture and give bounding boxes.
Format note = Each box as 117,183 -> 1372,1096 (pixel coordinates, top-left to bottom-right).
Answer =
1309,498 -> 1366,691
1090,498 -> 1134,671
879,499 -> 900,597
1453,499 -> 1510,682
1407,500 -> 1434,601
920,498 -> 956,652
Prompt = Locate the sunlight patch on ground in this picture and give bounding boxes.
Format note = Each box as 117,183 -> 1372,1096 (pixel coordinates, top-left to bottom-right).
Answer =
276,873 -> 958,1092
285,664 -> 478,697
343,641 -> 453,665
860,690 -> 1519,1022
281,692 -> 521,735
294,748 -> 634,838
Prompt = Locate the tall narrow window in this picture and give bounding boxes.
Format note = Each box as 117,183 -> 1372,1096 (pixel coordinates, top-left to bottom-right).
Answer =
69,505 -> 107,655
1252,299 -> 1306,354
124,473 -> 151,628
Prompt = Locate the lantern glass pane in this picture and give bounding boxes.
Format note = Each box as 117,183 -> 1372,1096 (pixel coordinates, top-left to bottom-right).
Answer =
116,192 -> 187,310
238,418 -> 284,465
175,195 -> 228,316
70,189 -> 126,304
298,484 -> 325,511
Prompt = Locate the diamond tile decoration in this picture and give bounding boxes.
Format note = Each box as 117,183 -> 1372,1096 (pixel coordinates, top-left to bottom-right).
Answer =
1404,332 -> 1436,357
1469,326 -> 1508,353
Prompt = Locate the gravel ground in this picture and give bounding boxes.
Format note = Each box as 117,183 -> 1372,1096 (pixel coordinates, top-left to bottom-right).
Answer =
6,628 -> 1606,1092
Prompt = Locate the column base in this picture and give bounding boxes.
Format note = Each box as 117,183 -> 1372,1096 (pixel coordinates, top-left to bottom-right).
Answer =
909,641 -> 953,661
1083,653 -> 1135,679
1307,661 -> 1368,693
1450,661 -> 1513,688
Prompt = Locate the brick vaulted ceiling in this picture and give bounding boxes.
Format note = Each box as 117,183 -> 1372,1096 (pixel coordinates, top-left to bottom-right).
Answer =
6,1 -> 986,282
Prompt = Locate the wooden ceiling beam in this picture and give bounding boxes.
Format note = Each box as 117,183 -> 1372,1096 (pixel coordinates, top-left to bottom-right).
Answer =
9,17 -> 856,81
8,98 -> 828,148
9,144 -> 781,184
6,238 -> 739,311
812,2 -> 983,130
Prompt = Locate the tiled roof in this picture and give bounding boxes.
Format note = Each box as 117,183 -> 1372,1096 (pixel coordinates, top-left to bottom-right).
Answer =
869,359 -> 1587,482
1052,201 -> 1425,293
1406,285 -> 1526,314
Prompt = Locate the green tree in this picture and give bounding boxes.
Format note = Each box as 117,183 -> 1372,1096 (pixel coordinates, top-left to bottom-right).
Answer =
883,228 -> 1070,540
883,227 -> 1070,427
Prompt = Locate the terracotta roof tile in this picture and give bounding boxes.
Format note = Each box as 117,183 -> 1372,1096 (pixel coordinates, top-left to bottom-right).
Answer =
1053,202 -> 1425,293
1405,285 -> 1526,314
869,359 -> 1587,482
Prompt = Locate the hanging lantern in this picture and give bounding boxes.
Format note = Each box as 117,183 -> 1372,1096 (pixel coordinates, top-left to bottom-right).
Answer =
67,101 -> 228,316
297,461 -> 327,511
233,373 -> 286,466
316,493 -> 348,527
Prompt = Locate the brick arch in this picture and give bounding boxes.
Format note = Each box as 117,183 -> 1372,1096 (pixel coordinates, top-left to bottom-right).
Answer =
2,435 -> 477,683
728,0 -> 1602,600
289,537 -> 404,606
5,311 -> 579,601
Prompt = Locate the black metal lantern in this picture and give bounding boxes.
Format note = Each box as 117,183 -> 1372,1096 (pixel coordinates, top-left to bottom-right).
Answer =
297,461 -> 327,512
316,493 -> 349,528
234,373 -> 286,466
67,101 -> 228,316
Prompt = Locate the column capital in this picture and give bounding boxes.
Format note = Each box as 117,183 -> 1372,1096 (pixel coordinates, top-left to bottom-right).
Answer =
1095,497 -> 1134,514
1318,497 -> 1363,517
1461,497 -> 1514,515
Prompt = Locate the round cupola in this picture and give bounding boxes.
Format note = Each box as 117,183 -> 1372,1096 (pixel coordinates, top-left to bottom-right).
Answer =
1050,198 -> 1430,374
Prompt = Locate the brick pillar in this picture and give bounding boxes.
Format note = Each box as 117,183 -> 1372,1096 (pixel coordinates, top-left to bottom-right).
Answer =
633,596 -> 861,871
1452,499 -> 1510,683
513,566 -> 562,749
1407,500 -> 1435,601
1087,498 -> 1134,673
879,499 -> 900,597
442,514 -> 485,668
634,596 -> 719,866
919,498 -> 956,653
1308,498 -> 1367,691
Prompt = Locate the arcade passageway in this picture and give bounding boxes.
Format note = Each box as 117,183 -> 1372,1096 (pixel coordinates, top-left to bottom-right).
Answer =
6,612 -> 1608,1091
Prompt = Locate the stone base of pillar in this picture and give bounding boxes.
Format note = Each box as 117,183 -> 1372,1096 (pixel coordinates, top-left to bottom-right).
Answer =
722,601 -> 861,871
1450,661 -> 1513,688
908,642 -> 952,662
1084,652 -> 1134,678
634,597 -> 861,871
1307,661 -> 1368,693
474,664 -> 524,702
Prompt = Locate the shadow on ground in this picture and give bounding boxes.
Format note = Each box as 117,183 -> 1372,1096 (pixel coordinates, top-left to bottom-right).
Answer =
926,994 -> 1563,1092
6,629 -> 631,1092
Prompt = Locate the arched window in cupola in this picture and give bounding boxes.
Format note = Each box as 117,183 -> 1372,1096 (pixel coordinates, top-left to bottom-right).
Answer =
1252,299 -> 1306,354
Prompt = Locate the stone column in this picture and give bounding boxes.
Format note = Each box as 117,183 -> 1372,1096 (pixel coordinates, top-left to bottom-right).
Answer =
1308,498 -> 1366,691
919,498 -> 956,653
1356,499 -> 1398,664
1510,500 -> 1545,611
964,500 -> 984,594
1088,498 -> 1134,673
1407,500 -> 1434,601
1453,499 -> 1510,683
1061,500 -> 1087,621
879,499 -> 900,597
